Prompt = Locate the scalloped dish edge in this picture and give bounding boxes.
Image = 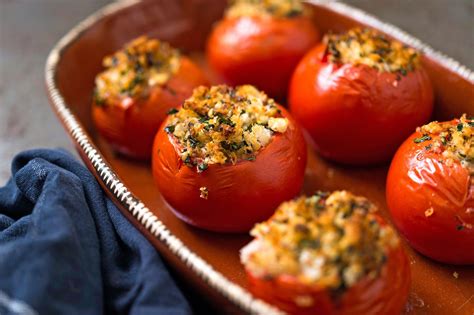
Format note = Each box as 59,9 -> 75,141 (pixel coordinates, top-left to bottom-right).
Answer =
44,1 -> 473,314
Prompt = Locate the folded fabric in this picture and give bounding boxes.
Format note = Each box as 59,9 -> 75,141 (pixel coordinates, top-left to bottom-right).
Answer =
0,149 -> 191,315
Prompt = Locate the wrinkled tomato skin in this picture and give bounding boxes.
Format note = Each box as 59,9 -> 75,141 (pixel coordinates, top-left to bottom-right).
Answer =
386,130 -> 474,264
92,57 -> 208,159
246,234 -> 410,314
152,106 -> 307,232
289,44 -> 434,165
207,16 -> 320,100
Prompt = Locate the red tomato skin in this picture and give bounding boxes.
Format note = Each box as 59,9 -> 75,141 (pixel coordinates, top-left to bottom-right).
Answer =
246,239 -> 410,315
289,44 -> 434,165
151,106 -> 307,232
207,16 -> 320,100
386,131 -> 474,264
92,57 -> 208,159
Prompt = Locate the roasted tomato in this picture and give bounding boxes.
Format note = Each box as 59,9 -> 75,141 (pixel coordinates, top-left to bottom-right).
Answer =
206,0 -> 320,99
152,85 -> 307,232
92,36 -> 208,159
386,115 -> 474,264
241,191 -> 410,315
289,28 -> 434,165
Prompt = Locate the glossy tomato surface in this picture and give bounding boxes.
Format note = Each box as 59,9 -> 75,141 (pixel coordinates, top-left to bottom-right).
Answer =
152,106 -> 307,232
207,15 -> 319,100
289,44 -> 434,165
386,130 -> 474,264
246,234 -> 410,315
92,57 -> 208,159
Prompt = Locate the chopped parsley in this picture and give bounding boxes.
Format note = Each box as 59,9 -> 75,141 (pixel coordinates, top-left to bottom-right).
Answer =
164,85 -> 289,172
197,163 -> 208,172
167,108 -> 179,115
164,125 -> 175,133
414,135 -> 431,143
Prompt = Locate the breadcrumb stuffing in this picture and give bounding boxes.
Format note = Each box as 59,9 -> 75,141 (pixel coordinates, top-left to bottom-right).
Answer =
226,0 -> 306,19
165,85 -> 288,171
94,36 -> 180,104
241,191 -> 399,291
415,114 -> 473,175
324,28 -> 420,75
199,187 -> 209,199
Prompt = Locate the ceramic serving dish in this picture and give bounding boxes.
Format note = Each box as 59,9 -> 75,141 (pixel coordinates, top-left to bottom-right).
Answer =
45,0 -> 474,314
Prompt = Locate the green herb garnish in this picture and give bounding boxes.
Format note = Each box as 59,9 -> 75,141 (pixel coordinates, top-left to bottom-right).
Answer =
230,142 -> 241,151
414,135 -> 431,143
164,125 -> 175,133
197,163 -> 208,172
217,114 -> 235,127
286,9 -> 301,17
184,155 -> 193,166
203,124 -> 214,131
188,136 -> 199,148
93,89 -> 106,106
167,108 -> 179,115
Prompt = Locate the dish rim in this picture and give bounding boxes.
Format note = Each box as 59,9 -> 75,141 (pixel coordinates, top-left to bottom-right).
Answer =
44,1 -> 473,314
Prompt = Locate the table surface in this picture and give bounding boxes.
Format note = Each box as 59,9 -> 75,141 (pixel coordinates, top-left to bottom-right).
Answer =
0,0 -> 473,185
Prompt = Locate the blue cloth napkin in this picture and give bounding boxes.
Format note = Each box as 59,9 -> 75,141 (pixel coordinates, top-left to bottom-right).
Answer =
0,149 -> 191,315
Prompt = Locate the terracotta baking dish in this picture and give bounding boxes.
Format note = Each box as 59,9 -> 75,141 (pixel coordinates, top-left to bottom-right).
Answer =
45,0 -> 474,314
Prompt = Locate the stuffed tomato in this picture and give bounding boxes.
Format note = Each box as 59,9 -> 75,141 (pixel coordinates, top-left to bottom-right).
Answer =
289,28 -> 434,165
207,0 -> 320,99
152,85 -> 307,232
387,115 -> 474,264
92,36 -> 208,159
241,190 -> 410,315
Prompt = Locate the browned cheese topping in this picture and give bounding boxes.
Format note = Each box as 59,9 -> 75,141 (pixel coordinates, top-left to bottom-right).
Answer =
226,0 -> 307,19
94,36 -> 180,105
165,85 -> 288,172
414,114 -> 473,175
241,191 -> 399,291
324,28 -> 420,75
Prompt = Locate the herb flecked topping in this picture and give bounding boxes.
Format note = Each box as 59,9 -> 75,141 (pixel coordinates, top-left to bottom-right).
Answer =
324,28 -> 420,75
165,85 -> 288,171
241,191 -> 399,291
416,114 -> 473,174
94,36 -> 180,105
226,0 -> 306,19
